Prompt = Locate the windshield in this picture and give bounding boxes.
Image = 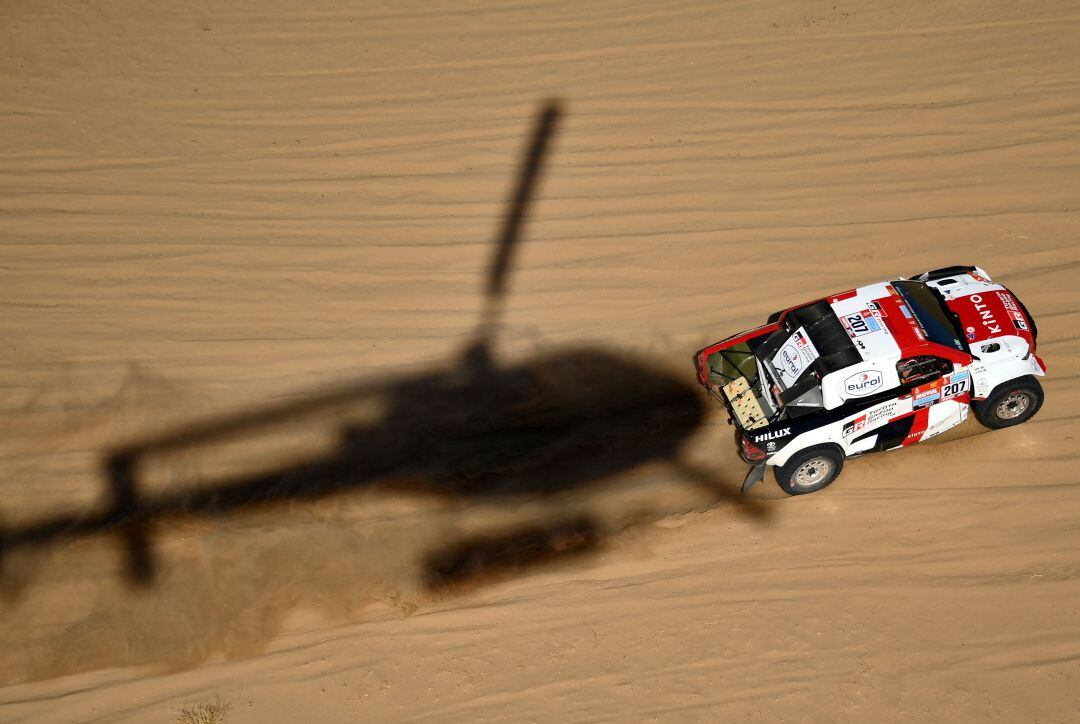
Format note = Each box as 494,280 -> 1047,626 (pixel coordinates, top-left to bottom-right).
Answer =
892,280 -> 967,352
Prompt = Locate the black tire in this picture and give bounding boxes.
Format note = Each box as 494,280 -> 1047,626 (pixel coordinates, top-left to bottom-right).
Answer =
789,301 -> 833,327
972,376 -> 1044,430
774,445 -> 845,496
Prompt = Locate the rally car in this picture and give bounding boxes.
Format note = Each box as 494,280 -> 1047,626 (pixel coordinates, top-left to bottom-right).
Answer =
695,265 -> 1045,495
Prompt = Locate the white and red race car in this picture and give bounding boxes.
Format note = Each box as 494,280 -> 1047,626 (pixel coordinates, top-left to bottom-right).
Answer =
695,265 -> 1046,495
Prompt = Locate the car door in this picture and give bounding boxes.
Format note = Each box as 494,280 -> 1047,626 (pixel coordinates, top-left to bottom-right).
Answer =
898,355 -> 972,446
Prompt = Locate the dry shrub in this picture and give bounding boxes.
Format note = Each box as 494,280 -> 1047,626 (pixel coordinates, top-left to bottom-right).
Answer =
176,701 -> 231,724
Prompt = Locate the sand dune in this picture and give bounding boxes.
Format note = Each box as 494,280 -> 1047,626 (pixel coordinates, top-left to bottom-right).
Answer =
1,0 -> 1078,721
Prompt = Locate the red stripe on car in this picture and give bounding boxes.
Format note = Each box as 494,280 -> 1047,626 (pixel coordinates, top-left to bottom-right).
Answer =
903,407 -> 931,446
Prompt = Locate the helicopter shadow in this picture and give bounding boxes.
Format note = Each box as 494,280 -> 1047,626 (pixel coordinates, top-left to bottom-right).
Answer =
0,100 -> 766,599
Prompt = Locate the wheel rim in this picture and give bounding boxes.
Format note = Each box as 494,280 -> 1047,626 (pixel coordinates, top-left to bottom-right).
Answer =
793,456 -> 834,488
996,391 -> 1031,420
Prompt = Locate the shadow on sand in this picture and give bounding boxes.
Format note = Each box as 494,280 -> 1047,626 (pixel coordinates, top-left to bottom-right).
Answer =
0,102 -> 765,652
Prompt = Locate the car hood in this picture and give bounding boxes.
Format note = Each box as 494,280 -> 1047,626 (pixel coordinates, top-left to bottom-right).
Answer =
945,289 -> 1034,346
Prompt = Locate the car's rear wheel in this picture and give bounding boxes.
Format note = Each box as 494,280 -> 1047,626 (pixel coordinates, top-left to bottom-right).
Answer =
972,376 -> 1044,430
774,445 -> 844,495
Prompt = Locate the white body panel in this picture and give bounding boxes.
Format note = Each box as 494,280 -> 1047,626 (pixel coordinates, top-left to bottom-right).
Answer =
828,282 -> 901,363
922,399 -> 969,441
821,361 -> 901,410
968,350 -> 1043,400
740,265 -> 1044,476
767,393 -> 970,468
922,268 -> 1004,303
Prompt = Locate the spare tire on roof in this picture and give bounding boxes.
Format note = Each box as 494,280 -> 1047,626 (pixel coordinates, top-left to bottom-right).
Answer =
789,301 -> 833,328
788,301 -> 862,375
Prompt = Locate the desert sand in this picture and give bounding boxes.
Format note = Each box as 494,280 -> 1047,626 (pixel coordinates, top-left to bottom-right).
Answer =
1,0 -> 1079,721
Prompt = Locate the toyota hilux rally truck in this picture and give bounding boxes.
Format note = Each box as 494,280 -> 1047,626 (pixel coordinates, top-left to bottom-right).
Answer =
695,266 -> 1045,495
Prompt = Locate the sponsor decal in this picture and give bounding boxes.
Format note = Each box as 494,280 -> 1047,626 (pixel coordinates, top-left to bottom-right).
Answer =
794,329 -> 813,351
844,370 -> 884,397
969,270 -> 990,283
1000,298 -> 1030,332
912,379 -> 939,396
867,400 -> 898,423
753,427 -> 792,443
842,414 -> 867,438
899,303 -> 912,319
770,326 -> 820,386
842,400 -> 898,439
970,363 -> 990,398
941,371 -> 970,400
779,343 -> 801,377
766,441 -> 776,452
840,310 -> 882,338
912,378 -> 942,409
965,326 -> 976,341
913,391 -> 939,409
998,292 -> 1020,312
968,294 -> 1002,336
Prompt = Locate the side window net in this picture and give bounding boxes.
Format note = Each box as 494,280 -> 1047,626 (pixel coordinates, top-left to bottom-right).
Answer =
896,355 -> 951,386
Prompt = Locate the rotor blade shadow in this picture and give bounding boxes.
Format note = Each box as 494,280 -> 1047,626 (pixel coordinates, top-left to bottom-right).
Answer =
478,100 -> 561,342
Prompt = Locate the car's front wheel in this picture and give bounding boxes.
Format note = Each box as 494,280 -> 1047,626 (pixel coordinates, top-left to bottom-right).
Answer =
774,445 -> 845,495
972,376 -> 1044,430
